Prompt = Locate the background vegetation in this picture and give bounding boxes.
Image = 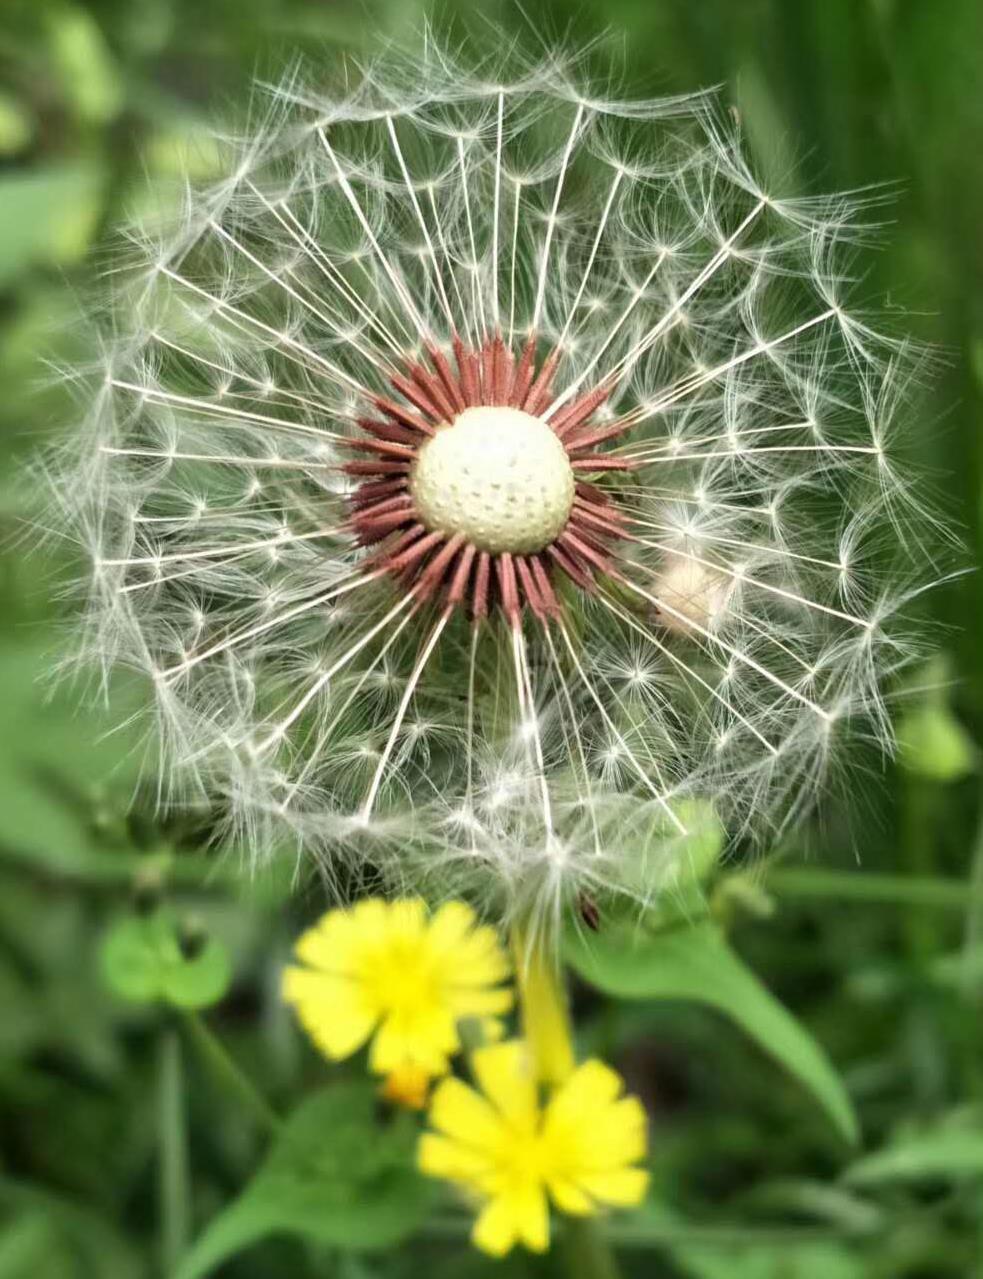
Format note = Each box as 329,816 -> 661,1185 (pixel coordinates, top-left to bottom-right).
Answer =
1,1 -> 982,1276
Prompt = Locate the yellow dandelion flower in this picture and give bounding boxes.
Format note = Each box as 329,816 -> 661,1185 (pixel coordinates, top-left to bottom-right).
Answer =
283,898 -> 512,1081
418,1040 -> 649,1257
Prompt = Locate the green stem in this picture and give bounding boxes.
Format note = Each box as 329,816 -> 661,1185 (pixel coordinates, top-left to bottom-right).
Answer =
181,1011 -> 281,1136
511,927 -> 575,1085
900,777 -> 942,961
562,1215 -> 625,1279
960,791 -> 983,1002
158,1028 -> 190,1278
766,868 -> 983,909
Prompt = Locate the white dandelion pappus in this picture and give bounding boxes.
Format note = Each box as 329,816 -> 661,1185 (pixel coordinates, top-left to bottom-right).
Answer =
60,42 -> 930,922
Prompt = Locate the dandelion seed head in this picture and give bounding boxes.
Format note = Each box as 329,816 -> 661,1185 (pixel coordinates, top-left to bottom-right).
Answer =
47,37 -> 943,927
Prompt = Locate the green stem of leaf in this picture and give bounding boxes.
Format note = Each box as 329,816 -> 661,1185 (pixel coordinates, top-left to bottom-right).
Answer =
158,1027 -> 191,1277
766,868 -> 983,909
181,1011 -> 281,1137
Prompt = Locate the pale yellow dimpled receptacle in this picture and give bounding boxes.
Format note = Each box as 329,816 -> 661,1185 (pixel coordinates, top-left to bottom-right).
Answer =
410,406 -> 575,555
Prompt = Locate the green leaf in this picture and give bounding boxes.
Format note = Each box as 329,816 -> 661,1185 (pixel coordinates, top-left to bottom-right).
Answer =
0,1180 -> 142,1279
565,920 -> 859,1144
0,1213 -> 66,1276
0,643 -> 148,878
100,910 -> 231,1011
738,1179 -> 883,1234
605,798 -> 724,915
174,1084 -> 432,1278
675,1239 -> 864,1279
843,1115 -> 983,1186
0,164 -> 104,286
161,937 -> 232,1011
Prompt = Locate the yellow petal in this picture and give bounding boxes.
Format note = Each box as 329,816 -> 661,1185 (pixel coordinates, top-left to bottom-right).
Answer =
418,1133 -> 493,1184
551,1059 -> 623,1116
543,1066 -> 648,1172
281,967 -> 376,1059
294,907 -> 360,974
547,1176 -> 594,1216
451,932 -> 511,986
511,1183 -> 551,1254
369,1005 -> 457,1076
427,900 -> 478,951
577,1167 -> 650,1207
590,1097 -> 649,1165
428,1076 -> 505,1152
471,1196 -> 520,1258
447,985 -> 513,1018
348,898 -> 391,948
471,1041 -> 538,1129
429,907 -> 511,997
565,1098 -> 648,1172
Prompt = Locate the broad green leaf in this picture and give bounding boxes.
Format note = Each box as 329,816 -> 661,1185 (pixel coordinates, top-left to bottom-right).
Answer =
174,1084 -> 432,1278
0,164 -> 104,286
843,1116 -> 983,1186
100,910 -> 231,1011
565,921 -> 859,1144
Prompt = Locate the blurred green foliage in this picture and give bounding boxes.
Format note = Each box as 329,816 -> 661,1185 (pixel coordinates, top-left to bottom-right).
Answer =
1,0 -> 982,1276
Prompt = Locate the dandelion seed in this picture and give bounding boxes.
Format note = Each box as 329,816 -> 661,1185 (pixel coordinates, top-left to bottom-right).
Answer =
52,40 -> 936,922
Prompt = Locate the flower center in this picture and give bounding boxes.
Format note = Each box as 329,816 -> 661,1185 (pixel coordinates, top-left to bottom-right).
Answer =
410,406 -> 575,555
363,940 -> 441,1020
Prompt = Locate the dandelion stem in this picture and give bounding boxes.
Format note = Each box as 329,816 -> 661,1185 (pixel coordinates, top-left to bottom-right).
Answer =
511,927 -> 625,1279
157,1027 -> 191,1277
511,926 -> 576,1085
181,1011 -> 281,1137
562,1215 -> 625,1279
